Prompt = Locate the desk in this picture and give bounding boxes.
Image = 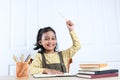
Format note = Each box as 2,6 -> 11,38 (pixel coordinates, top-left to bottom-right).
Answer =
0,76 -> 120,80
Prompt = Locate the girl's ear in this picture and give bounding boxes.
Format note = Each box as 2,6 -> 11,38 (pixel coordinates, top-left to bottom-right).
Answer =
38,40 -> 42,45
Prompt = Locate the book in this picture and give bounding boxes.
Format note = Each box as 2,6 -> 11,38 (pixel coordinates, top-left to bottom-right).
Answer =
76,72 -> 118,79
79,66 -> 113,71
79,63 -> 108,68
33,74 -> 56,78
33,73 -> 76,78
78,69 -> 119,75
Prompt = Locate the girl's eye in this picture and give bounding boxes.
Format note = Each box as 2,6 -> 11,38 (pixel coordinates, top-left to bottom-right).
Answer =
45,38 -> 49,40
44,38 -> 56,41
44,37 -> 56,40
52,37 -> 56,40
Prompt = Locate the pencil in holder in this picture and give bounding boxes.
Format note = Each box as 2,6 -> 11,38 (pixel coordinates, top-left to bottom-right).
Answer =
16,62 -> 28,78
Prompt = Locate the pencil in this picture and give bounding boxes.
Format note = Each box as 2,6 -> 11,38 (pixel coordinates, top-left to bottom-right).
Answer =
25,54 -> 31,62
13,55 -> 18,63
57,11 -> 68,21
20,54 -> 24,62
21,54 -> 24,62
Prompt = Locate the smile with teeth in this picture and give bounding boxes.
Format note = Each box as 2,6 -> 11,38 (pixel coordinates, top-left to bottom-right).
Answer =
47,44 -> 54,47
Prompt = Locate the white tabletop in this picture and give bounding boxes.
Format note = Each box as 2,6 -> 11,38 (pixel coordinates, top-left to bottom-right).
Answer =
0,76 -> 119,80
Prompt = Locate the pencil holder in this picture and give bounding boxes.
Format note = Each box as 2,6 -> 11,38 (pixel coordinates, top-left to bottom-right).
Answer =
16,62 -> 28,78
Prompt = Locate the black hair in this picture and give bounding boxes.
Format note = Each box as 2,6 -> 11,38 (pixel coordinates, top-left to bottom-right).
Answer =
34,27 -> 58,53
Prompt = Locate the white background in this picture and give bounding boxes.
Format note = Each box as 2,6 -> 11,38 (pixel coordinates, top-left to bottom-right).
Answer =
0,0 -> 120,75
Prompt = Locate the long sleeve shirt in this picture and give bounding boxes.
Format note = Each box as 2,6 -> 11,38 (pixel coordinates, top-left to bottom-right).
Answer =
29,30 -> 81,74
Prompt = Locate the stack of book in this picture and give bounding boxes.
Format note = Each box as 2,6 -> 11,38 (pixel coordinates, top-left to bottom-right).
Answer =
76,63 -> 119,79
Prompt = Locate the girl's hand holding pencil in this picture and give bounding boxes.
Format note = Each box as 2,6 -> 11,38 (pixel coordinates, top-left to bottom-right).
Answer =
66,20 -> 74,31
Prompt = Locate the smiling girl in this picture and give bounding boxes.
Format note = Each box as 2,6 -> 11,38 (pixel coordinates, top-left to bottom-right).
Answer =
30,20 -> 81,74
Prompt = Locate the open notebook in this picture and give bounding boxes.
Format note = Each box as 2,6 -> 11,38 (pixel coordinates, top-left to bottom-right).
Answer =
33,73 -> 76,78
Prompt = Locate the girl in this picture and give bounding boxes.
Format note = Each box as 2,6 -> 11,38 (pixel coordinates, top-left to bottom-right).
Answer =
30,20 -> 81,74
